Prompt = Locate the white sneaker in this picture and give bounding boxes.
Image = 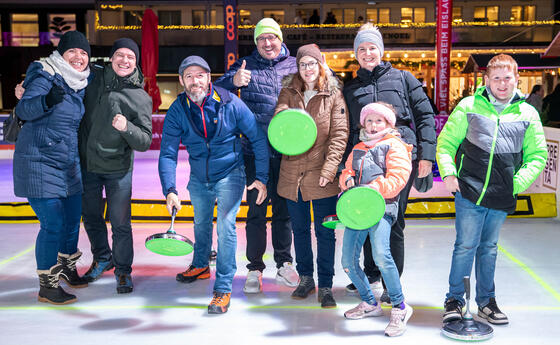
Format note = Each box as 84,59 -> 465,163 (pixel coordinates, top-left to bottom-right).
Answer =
243,270 -> 262,293
371,280 -> 384,301
344,301 -> 383,319
276,262 -> 299,287
385,303 -> 413,337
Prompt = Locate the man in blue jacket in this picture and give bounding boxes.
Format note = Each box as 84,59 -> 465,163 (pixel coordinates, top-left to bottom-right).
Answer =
159,56 -> 269,314
214,18 -> 299,294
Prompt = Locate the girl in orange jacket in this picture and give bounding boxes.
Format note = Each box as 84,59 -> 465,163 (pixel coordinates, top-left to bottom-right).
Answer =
339,102 -> 414,337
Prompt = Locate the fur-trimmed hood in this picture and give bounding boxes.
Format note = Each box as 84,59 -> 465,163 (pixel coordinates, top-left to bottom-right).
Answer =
274,69 -> 349,203
281,73 -> 342,94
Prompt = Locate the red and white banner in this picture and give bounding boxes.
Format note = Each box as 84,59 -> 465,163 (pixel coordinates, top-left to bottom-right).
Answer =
436,0 -> 453,115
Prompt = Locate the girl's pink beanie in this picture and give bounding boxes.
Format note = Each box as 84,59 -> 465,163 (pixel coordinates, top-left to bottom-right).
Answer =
359,103 -> 396,127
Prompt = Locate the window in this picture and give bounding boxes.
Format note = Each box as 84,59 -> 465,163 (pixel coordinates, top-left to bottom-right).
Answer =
193,10 -> 216,26
263,10 -> 284,24
487,6 -> 499,22
474,6 -> 499,22
331,9 -> 342,23
366,8 -> 377,23
379,8 -> 390,23
401,8 -> 425,23
11,13 -> 39,46
192,10 -> 204,26
328,8 -> 357,23
124,11 -> 142,26
366,8 -> 390,23
240,9 -> 251,25
209,10 -> 216,25
453,7 -> 462,22
401,8 -> 412,23
511,5 -> 535,21
159,11 -> 181,26
344,9 -> 355,23
414,8 -> 425,23
48,14 -> 76,46
293,9 -> 313,25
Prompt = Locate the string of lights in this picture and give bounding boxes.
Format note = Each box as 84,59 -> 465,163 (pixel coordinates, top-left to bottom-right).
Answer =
94,11 -> 560,31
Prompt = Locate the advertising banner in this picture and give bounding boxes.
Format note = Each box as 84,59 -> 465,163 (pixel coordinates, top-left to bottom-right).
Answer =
224,0 -> 238,71
436,0 -> 453,115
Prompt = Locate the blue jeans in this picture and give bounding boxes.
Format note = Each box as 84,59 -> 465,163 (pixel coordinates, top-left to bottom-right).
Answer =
28,193 -> 82,270
82,170 -> 133,275
286,192 -> 337,288
342,216 -> 404,305
188,165 -> 245,293
446,192 -> 507,307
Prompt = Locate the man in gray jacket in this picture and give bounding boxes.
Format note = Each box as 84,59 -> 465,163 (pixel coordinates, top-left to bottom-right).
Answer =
79,38 -> 152,293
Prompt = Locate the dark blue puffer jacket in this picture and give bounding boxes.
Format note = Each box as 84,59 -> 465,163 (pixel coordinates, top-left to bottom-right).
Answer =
214,44 -> 297,156
13,62 -> 86,198
158,85 -> 269,196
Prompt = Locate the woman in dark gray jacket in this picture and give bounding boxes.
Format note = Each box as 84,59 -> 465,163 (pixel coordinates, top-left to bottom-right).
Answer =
14,31 -> 91,305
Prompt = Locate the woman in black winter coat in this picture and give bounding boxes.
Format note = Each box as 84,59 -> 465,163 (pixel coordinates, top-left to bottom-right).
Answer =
342,23 -> 437,300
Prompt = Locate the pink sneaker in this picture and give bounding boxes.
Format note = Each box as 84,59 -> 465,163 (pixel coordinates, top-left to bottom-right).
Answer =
344,301 -> 383,319
385,303 -> 413,337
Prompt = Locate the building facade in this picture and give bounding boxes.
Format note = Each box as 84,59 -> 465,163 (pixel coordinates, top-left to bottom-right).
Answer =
0,0 -> 559,110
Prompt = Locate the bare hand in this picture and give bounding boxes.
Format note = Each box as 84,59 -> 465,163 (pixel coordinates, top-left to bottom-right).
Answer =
443,175 -> 460,193
248,180 -> 267,205
15,82 -> 24,100
166,193 -> 182,215
321,55 -> 332,77
233,60 -> 252,87
319,176 -> 329,187
417,159 -> 433,178
112,114 -> 128,132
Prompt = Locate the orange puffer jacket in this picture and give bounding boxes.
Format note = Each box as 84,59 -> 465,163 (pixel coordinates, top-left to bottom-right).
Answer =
340,133 -> 412,222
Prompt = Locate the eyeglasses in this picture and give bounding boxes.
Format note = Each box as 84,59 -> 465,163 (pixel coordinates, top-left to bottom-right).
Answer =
299,61 -> 318,70
256,35 -> 278,43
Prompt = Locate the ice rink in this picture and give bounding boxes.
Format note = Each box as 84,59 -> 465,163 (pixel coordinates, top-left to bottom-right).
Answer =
1,218 -> 559,345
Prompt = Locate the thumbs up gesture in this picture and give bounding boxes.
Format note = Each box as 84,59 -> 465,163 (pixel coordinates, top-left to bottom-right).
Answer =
233,60 -> 252,87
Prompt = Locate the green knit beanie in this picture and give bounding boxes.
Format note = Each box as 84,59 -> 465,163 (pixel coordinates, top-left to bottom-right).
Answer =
254,18 -> 283,45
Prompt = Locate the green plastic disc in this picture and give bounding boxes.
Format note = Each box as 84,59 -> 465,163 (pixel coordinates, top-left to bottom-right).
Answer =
336,186 -> 386,230
268,109 -> 317,156
145,237 -> 193,256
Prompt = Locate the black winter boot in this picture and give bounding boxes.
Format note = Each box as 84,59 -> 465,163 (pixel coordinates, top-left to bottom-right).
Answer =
37,264 -> 77,305
58,251 -> 88,288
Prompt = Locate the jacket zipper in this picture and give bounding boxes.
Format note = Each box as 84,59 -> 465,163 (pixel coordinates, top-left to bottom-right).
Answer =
357,149 -> 367,185
476,115 -> 500,205
187,91 -> 212,181
272,60 -> 278,98
457,154 -> 464,177
195,98 -> 208,138
206,142 -> 210,182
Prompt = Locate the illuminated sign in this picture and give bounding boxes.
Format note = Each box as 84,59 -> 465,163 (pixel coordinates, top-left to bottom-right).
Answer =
224,1 -> 238,71
436,0 -> 452,115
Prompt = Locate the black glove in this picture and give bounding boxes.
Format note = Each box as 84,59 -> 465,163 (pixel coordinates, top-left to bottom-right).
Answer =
45,85 -> 65,108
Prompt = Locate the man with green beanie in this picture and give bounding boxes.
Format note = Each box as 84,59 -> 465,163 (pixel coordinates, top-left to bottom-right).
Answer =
215,17 -> 299,294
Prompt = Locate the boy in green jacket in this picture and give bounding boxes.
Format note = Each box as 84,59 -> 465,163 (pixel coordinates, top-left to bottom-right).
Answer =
437,54 -> 547,325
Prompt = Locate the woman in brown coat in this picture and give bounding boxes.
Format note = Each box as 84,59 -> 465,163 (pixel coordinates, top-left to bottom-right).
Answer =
274,44 -> 349,308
